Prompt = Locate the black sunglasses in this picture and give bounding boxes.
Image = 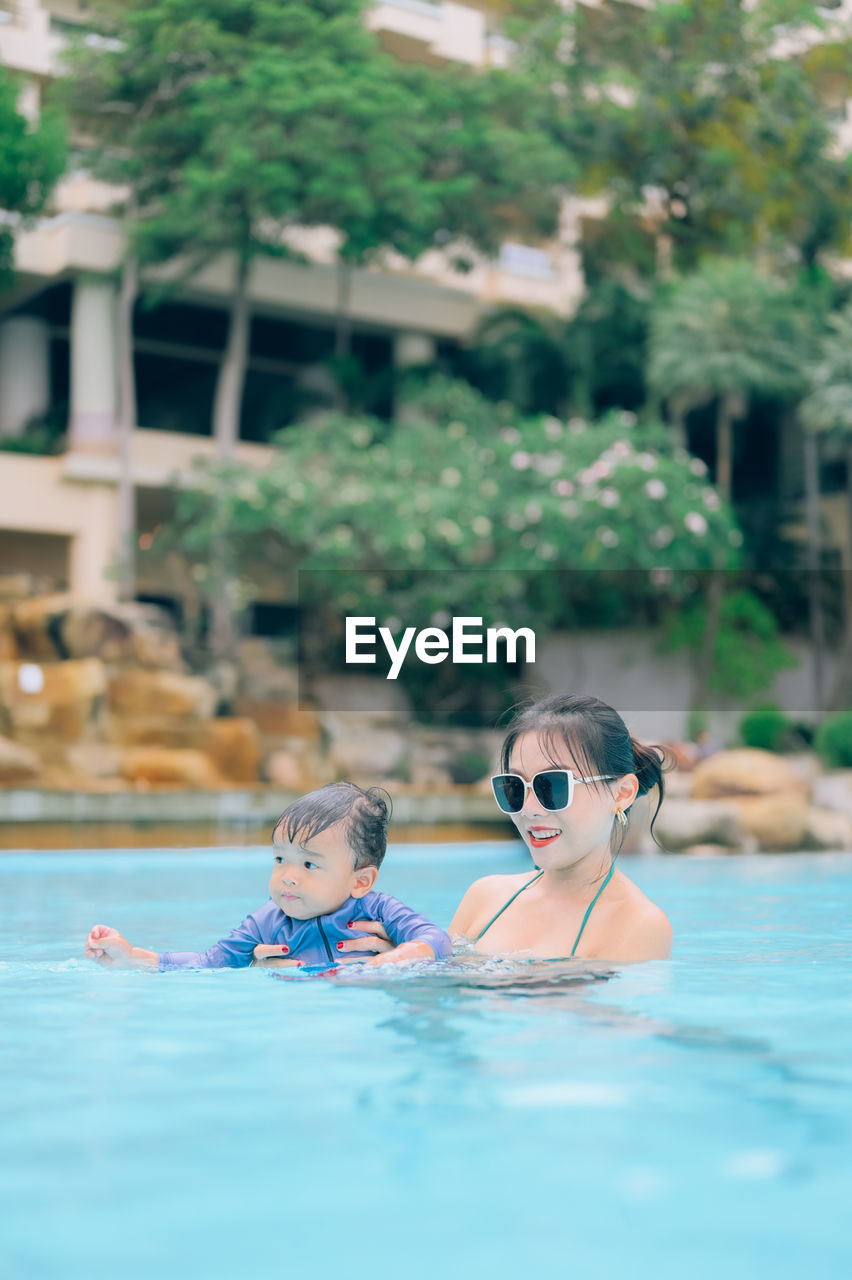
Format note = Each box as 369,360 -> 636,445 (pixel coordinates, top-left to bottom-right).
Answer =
491,769 -> 616,814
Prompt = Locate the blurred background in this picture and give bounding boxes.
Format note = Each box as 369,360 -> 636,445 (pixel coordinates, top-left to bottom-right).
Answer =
3,0 -> 852,847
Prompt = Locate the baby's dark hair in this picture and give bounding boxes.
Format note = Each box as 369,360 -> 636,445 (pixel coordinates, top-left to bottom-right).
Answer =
499,692 -> 670,851
273,782 -> 390,870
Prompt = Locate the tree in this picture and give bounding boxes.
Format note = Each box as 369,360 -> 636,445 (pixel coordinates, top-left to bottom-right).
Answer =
648,257 -> 805,710
0,68 -> 66,289
801,302 -> 852,708
522,0 -> 852,278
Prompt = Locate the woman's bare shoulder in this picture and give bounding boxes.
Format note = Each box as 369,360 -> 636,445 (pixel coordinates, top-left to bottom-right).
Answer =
449,872 -> 532,935
607,873 -> 672,960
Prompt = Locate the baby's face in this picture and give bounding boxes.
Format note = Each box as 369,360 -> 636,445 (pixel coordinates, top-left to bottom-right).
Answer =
269,818 -> 376,919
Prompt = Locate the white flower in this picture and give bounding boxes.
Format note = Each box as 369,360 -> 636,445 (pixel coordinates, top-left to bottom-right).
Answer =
435,518 -> 463,544
441,467 -> 462,487
689,457 -> 707,476
702,488 -> 720,510
406,530 -> 425,551
447,421 -> 467,440
684,512 -> 708,536
568,417 -> 587,434
480,478 -> 498,498
597,526 -> 619,548
500,427 -> 521,444
554,479 -> 575,496
561,501 -> 579,519
636,453 -> 657,471
620,410 -> 637,427
538,542 -> 557,560
472,516 -> 492,537
432,610 -> 451,628
610,440 -> 633,458
544,418 -> 564,440
652,527 -> 674,547
510,451 -> 531,471
383,617 -> 402,633
645,479 -> 667,499
599,487 -> 620,507
507,512 -> 526,530
525,501 -> 543,523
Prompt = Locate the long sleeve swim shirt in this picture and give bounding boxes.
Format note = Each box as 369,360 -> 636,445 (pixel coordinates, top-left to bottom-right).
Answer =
157,891 -> 451,969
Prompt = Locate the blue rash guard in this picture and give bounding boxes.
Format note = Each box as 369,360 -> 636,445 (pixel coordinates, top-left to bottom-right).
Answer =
158,890 -> 451,969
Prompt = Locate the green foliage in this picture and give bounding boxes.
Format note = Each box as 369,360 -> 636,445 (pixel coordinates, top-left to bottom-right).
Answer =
662,587 -> 798,701
0,69 -> 67,287
814,712 -> 852,768
526,0 -> 852,274
801,302 -> 852,439
739,703 -> 794,753
649,259 -> 807,405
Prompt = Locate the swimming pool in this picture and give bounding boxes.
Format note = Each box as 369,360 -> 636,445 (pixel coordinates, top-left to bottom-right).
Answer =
2,844 -> 851,1280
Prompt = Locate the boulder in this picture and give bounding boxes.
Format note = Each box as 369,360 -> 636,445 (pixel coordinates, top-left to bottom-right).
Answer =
120,747 -> 223,789
812,771 -> 852,817
691,749 -> 805,800
654,798 -> 749,851
12,595 -> 182,668
234,699 -> 322,740
108,669 -> 217,719
264,746 -> 334,791
0,734 -> 41,784
0,658 -> 106,740
203,718 -> 261,785
323,714 -> 408,777
0,605 -> 18,661
65,742 -> 123,782
802,806 -> 852,851
736,792 -> 810,851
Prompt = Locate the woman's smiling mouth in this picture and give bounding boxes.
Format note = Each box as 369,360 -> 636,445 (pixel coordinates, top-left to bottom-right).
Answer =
527,826 -> 562,848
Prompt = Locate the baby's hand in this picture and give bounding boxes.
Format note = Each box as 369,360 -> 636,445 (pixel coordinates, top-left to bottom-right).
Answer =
251,944 -> 303,969
85,925 -> 133,966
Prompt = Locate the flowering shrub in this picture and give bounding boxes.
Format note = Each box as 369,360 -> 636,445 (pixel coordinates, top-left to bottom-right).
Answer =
156,377 -> 741,636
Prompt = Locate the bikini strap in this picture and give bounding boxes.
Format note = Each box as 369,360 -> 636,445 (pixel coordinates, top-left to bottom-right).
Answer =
570,861 -> 615,957
474,870 -> 544,942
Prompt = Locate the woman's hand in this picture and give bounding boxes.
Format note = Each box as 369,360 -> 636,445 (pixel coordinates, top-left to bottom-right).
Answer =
251,944 -> 304,969
335,919 -> 393,958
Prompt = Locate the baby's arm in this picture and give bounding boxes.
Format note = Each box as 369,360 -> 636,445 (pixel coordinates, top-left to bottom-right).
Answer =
86,925 -> 158,969
85,908 -> 270,970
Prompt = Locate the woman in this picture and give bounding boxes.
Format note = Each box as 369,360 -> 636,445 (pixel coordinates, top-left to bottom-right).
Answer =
341,692 -> 673,964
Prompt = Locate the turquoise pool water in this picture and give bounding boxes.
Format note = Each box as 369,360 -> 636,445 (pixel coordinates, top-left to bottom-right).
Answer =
2,844 -> 851,1280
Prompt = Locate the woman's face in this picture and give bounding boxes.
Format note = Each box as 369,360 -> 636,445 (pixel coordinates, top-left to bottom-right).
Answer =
505,731 -> 632,870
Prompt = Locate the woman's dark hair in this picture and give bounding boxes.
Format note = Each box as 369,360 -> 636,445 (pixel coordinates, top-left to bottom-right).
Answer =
499,692 -> 669,851
273,782 -> 390,869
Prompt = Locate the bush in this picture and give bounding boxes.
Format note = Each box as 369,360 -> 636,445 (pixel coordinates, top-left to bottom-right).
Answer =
814,712 -> 852,768
739,703 -> 793,752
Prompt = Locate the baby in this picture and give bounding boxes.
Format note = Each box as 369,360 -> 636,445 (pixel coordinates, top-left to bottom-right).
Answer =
85,782 -> 451,970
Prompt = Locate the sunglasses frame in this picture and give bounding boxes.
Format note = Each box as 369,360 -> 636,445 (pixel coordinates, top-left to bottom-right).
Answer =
490,769 -> 617,814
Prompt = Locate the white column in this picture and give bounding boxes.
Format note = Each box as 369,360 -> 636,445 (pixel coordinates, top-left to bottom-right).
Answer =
69,275 -> 118,451
0,316 -> 51,438
393,331 -> 437,369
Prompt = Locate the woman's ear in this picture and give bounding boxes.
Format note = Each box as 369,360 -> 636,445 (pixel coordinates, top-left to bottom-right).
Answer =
350,865 -> 379,898
615,772 -> 640,810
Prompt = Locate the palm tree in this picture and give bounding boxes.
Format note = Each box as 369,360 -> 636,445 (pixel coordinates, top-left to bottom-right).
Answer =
648,259 -> 805,710
801,302 -> 852,710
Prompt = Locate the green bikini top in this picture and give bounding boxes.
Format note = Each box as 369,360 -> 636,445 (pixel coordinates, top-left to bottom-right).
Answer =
474,862 -> 615,957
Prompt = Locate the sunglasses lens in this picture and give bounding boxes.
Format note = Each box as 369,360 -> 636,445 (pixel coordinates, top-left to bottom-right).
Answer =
492,775 -> 525,813
532,771 -> 571,810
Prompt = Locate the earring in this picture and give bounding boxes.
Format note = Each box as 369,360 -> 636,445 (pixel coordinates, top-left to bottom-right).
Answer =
615,808 -> 628,827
